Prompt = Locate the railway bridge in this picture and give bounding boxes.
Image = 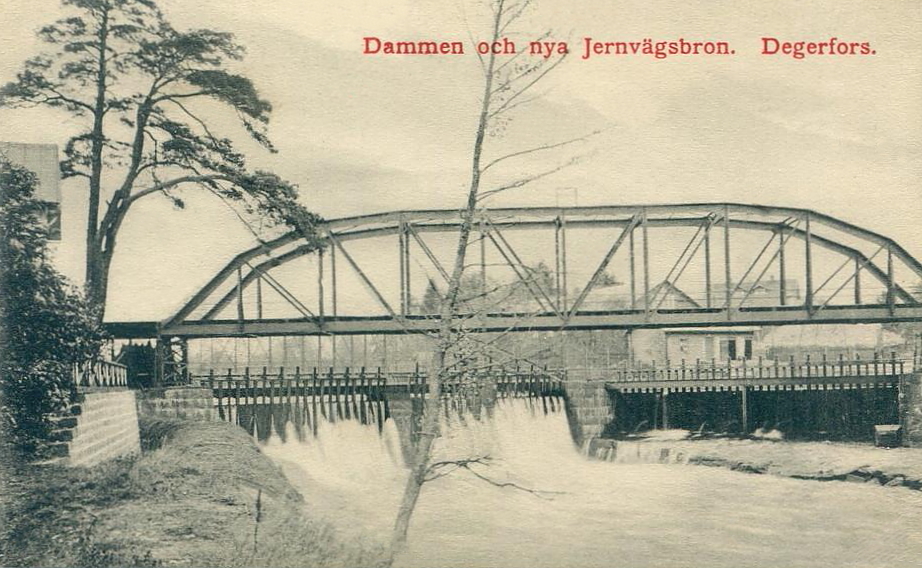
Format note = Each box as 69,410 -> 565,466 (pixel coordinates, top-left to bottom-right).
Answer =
103,203 -> 922,443
110,203 -> 922,339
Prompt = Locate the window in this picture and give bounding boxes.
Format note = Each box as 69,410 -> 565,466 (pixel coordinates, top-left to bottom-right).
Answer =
719,338 -> 737,360
744,339 -> 753,360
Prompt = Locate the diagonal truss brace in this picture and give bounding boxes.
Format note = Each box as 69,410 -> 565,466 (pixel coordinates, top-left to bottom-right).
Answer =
327,231 -> 400,320
484,218 -> 564,320
406,223 -> 452,285
567,215 -> 641,319
652,214 -> 718,311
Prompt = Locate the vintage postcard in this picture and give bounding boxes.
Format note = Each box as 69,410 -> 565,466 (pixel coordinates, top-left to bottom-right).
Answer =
1,1 -> 921,567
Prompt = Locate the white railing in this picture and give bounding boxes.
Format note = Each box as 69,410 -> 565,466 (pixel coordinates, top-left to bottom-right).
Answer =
73,359 -> 128,388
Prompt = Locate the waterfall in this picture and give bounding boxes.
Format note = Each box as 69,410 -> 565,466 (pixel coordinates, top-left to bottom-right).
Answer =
247,394 -> 922,568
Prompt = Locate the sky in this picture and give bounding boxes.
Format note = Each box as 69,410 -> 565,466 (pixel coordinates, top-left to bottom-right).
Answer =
1,0 -> 920,321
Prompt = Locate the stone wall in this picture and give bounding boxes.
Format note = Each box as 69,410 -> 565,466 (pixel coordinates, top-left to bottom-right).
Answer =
901,371 -> 922,446
387,394 -> 423,465
563,373 -> 613,447
136,387 -> 215,421
64,389 -> 141,467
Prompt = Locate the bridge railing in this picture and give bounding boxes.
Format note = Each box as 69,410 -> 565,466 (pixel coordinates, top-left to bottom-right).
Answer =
73,359 -> 129,388
606,354 -> 909,384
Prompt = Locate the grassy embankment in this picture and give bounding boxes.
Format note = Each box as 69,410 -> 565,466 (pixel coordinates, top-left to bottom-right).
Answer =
0,418 -> 389,568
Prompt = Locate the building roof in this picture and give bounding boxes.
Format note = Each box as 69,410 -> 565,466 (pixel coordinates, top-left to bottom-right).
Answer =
637,281 -> 701,309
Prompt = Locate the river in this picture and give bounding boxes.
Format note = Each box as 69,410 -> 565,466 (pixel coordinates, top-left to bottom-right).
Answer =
260,398 -> 922,568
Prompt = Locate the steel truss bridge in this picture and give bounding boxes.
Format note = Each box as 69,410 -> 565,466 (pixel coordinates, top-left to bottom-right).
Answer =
109,203 -> 922,341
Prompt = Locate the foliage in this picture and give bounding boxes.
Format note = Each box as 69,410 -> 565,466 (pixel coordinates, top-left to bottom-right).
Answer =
0,157 -> 107,451
0,0 -> 324,317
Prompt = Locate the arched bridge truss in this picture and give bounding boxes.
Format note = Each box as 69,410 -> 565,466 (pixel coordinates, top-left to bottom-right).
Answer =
139,204 -> 922,339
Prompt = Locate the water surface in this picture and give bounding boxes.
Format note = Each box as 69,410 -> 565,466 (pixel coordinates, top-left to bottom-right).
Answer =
261,399 -> 922,568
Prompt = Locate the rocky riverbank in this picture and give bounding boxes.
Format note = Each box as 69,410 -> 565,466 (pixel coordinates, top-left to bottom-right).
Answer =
0,418 -> 388,568
587,433 -> 922,490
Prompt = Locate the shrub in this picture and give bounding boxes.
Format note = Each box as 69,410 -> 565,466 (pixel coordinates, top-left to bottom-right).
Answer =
0,156 -> 106,452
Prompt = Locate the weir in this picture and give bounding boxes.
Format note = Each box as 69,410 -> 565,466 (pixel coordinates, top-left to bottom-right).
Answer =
194,350 -> 922,449
200,365 -> 565,461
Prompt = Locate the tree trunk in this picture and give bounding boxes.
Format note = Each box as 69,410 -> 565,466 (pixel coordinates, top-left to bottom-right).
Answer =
390,349 -> 445,555
85,241 -> 112,322
85,7 -> 110,305
388,0 -> 504,556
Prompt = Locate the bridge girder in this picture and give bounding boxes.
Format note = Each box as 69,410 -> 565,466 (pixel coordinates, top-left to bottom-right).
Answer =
137,203 -> 922,340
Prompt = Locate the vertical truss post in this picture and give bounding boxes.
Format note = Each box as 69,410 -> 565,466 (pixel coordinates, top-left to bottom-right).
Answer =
854,257 -> 862,304
481,218 -> 488,303
887,245 -> 895,315
805,213 -> 813,313
550,227 -> 563,313
236,266 -> 245,330
704,226 -> 712,308
561,213 -> 568,312
331,241 -> 338,317
642,209 -> 650,317
779,228 -> 787,306
629,224 -> 637,310
723,205 -> 732,318
156,336 -> 189,386
256,274 -> 263,319
154,336 -> 167,386
317,249 -> 325,321
398,220 -> 407,317
404,223 -> 411,314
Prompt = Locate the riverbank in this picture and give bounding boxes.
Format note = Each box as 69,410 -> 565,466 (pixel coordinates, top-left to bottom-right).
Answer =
588,433 -> 922,489
0,419 -> 388,568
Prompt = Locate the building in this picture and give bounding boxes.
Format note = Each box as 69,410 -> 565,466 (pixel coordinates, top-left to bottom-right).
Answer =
0,142 -> 61,240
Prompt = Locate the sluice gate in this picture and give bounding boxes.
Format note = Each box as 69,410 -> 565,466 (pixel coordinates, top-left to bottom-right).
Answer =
603,354 -> 912,440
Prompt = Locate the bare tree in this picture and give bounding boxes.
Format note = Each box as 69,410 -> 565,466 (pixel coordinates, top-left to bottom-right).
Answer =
389,0 -> 593,554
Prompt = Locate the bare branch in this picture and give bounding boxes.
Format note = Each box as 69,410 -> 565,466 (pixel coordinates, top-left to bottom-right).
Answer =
425,454 -> 565,499
481,130 -> 600,173
477,155 -> 582,202
489,53 -> 567,118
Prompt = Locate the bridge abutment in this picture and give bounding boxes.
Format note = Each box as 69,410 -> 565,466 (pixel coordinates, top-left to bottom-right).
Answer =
564,374 -> 614,447
901,371 -> 922,446
387,394 -> 423,465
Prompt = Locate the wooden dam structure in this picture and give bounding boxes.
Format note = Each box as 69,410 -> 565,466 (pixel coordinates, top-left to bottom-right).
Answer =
602,352 -> 916,440
194,365 -> 566,443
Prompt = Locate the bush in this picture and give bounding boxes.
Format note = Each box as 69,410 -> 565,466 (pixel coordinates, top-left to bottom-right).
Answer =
0,156 -> 106,452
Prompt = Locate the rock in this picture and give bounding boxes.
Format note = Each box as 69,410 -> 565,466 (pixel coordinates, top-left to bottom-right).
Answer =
885,477 -> 905,487
845,474 -> 867,483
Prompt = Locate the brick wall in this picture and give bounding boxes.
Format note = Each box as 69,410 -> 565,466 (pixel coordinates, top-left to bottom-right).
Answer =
66,390 -> 141,467
135,387 -> 215,421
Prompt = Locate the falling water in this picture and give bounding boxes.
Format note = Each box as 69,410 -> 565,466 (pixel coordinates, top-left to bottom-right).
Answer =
259,397 -> 922,568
